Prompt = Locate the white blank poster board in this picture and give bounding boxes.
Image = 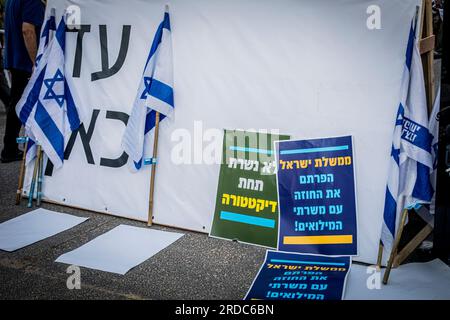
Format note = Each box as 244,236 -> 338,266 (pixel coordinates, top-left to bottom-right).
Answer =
0,209 -> 88,252
55,225 -> 184,275
34,0 -> 421,264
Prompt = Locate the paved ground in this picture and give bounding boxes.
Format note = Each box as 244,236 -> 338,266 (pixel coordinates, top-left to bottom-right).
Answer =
0,109 -> 267,300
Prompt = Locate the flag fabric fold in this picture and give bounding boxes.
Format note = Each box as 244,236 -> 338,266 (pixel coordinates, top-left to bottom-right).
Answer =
380,22 -> 434,254
36,9 -> 56,66
25,10 -> 57,164
16,16 -> 83,169
122,7 -> 174,171
428,86 -> 440,215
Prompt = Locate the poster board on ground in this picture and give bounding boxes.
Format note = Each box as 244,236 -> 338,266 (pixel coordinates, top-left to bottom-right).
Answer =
245,250 -> 351,300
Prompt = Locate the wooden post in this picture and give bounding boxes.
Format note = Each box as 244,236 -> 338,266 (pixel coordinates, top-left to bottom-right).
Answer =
147,112 -> 160,226
15,140 -> 28,205
376,241 -> 383,269
393,223 -> 433,267
383,209 -> 408,284
420,0 -> 435,113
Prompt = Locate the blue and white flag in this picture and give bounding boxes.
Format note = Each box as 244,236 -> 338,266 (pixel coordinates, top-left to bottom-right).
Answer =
428,86 -> 440,215
36,9 -> 56,66
16,16 -> 82,169
122,6 -> 174,171
25,10 -> 57,164
380,22 -> 434,254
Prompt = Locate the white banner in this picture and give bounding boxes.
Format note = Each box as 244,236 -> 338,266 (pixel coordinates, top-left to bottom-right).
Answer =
24,0 -> 421,264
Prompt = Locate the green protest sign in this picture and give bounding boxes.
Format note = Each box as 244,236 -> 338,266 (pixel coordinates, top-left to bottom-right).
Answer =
210,130 -> 290,248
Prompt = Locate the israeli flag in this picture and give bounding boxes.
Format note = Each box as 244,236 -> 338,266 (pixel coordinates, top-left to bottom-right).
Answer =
428,86 -> 440,215
380,22 -> 434,254
16,16 -> 82,169
122,6 -> 174,171
25,10 -> 57,164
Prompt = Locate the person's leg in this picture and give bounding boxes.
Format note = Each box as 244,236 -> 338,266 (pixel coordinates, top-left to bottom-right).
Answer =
0,53 -> 11,110
0,72 -> 11,110
1,69 -> 30,161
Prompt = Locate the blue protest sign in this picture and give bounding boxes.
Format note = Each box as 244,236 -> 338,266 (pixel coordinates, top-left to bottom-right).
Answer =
276,136 -> 358,256
245,251 -> 351,300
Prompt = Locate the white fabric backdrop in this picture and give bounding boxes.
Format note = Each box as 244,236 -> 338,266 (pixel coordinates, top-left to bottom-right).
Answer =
24,0 -> 421,264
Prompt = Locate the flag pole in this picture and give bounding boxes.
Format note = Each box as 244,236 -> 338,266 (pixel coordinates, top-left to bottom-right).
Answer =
15,139 -> 28,205
383,208 -> 408,284
376,241 -> 383,269
148,111 -> 160,226
27,145 -> 41,208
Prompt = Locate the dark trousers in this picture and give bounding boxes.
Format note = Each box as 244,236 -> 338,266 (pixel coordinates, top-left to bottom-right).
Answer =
0,71 -> 10,108
0,53 -> 11,108
2,69 -> 30,155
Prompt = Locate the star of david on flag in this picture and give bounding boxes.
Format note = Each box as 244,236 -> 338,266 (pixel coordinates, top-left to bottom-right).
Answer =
43,69 -> 65,107
16,15 -> 84,170
122,6 -> 174,171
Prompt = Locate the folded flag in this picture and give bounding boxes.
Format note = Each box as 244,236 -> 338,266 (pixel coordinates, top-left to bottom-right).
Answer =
428,86 -> 440,215
380,21 -> 434,255
25,10 -> 57,164
122,6 -> 174,171
16,16 -> 83,169
36,8 -> 56,66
